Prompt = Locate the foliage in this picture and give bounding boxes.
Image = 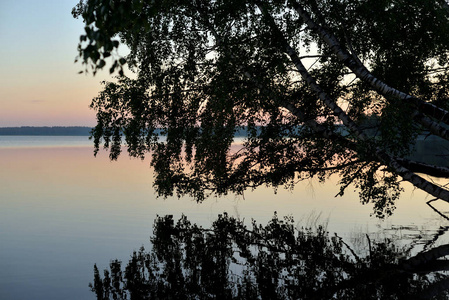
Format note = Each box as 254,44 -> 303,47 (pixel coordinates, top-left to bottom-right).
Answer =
73,0 -> 449,217
90,213 -> 449,299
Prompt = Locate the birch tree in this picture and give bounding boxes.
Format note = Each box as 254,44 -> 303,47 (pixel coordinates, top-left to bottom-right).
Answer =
73,0 -> 449,217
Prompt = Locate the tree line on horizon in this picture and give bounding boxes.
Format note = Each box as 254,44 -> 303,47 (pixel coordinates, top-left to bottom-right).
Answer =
0,126 -> 92,136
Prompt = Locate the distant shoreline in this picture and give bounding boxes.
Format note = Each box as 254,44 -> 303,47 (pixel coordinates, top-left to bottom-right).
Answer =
0,126 -> 92,136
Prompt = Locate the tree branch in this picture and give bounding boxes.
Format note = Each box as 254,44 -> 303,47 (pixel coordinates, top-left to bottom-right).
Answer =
257,1 -> 449,204
396,158 -> 449,178
401,244 -> 449,272
288,0 -> 449,141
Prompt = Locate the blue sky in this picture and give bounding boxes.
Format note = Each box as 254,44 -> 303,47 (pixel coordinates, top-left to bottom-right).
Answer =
0,0 -> 115,126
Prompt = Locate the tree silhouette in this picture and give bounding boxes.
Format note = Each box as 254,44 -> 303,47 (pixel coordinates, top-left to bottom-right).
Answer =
73,0 -> 449,217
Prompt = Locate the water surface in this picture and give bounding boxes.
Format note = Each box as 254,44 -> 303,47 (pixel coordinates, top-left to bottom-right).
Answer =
0,136 -> 448,299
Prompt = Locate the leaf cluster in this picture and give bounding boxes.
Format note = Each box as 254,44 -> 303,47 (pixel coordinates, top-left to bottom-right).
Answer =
75,0 -> 449,216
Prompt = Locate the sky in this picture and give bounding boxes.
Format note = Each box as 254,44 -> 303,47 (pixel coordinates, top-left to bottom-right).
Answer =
0,0 -> 120,127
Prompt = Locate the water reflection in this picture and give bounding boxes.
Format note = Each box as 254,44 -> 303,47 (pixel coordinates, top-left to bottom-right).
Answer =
409,139 -> 449,167
91,214 -> 449,299
1,137 -> 449,299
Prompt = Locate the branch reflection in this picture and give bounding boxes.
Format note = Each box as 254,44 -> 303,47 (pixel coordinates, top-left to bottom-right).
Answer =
90,213 -> 449,299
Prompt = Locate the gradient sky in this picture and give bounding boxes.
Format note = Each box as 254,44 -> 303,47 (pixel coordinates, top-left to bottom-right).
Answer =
0,0 -> 121,127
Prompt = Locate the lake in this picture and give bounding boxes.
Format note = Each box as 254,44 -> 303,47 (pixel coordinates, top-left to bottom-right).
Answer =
1,136 -> 448,299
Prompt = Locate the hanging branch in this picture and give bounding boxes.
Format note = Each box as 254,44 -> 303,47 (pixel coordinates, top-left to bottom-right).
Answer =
288,0 -> 449,141
256,1 -> 449,204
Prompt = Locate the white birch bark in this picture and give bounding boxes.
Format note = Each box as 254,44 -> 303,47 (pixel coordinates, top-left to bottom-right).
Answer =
395,158 -> 449,178
198,6 -> 343,142
256,2 -> 449,203
288,43 -> 449,202
288,0 -> 449,141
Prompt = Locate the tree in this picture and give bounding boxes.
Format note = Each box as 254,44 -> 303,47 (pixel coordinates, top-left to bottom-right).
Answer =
89,213 -> 449,299
73,0 -> 449,217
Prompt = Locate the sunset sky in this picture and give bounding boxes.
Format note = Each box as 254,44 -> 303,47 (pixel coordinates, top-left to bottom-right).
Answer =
0,0 -> 121,127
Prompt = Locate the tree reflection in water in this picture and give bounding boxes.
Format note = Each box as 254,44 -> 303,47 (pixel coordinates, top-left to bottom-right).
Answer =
90,213 -> 449,299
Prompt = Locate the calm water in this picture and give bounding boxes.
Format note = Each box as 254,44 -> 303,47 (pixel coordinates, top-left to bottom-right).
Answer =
1,136 -> 448,300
